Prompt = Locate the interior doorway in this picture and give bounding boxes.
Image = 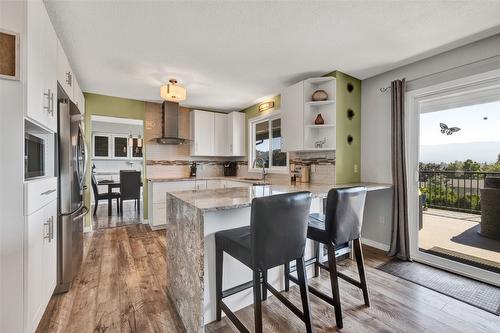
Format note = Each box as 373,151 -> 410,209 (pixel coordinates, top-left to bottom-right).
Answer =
89,115 -> 144,229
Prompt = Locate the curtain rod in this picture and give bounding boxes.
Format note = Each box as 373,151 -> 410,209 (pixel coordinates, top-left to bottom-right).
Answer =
379,54 -> 500,93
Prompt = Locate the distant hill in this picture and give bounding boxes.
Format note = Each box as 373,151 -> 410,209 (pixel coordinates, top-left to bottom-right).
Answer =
420,141 -> 500,163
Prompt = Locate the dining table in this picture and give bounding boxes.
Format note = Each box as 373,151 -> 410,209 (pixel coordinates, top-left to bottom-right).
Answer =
97,180 -> 143,216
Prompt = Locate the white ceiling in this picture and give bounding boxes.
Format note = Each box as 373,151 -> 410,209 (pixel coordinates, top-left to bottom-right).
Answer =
45,1 -> 500,112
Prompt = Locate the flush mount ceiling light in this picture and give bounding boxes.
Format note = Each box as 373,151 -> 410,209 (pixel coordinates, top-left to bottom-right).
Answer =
160,79 -> 186,102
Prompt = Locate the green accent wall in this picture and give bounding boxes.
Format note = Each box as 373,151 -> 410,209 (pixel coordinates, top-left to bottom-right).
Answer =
83,93 -> 148,226
240,95 -> 281,156
325,71 -> 362,184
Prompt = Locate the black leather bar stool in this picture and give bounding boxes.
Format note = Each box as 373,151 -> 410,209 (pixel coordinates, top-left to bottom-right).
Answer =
215,192 -> 315,333
285,187 -> 369,329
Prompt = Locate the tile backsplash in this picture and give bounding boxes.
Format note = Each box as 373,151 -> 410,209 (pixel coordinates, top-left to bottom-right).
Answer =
145,102 -> 242,179
289,151 -> 335,185
144,101 -> 335,184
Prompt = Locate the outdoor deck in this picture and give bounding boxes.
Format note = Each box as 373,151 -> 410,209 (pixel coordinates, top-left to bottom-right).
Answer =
419,208 -> 500,273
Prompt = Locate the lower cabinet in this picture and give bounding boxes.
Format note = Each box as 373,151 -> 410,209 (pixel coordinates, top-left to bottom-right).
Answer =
26,199 -> 57,333
148,180 -> 252,228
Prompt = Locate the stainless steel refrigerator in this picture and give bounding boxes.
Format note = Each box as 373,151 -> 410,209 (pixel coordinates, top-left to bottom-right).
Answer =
55,87 -> 89,294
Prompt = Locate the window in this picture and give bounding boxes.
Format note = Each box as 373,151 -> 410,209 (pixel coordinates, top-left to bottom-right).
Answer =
132,138 -> 143,158
249,112 -> 288,173
93,134 -> 110,158
113,136 -> 128,158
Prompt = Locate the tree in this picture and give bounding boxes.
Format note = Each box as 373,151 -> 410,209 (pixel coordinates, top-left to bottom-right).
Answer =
445,160 -> 462,171
462,159 -> 480,171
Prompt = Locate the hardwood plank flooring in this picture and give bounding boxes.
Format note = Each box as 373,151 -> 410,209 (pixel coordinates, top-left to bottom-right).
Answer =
37,225 -> 500,333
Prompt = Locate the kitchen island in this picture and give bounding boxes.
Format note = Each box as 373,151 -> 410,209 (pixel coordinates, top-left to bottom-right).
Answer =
165,183 -> 391,333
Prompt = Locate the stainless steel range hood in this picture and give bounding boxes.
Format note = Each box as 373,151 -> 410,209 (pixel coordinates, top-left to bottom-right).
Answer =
156,101 -> 187,145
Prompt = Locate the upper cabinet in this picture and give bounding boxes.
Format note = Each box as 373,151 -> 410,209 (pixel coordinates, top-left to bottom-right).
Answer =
191,110 -> 215,156
227,111 -> 245,156
57,40 -> 74,101
73,77 -> 85,115
281,81 -> 304,151
56,32 -> 85,115
190,110 -> 245,157
26,0 -> 58,132
214,112 -> 228,156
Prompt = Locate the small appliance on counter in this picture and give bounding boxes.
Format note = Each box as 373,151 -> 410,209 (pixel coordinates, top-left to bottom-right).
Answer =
190,162 -> 197,177
224,161 -> 237,177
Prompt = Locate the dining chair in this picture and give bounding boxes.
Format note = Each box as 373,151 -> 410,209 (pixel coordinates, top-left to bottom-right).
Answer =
284,187 -> 369,329
215,192 -> 314,333
119,170 -> 141,215
91,173 -> 121,216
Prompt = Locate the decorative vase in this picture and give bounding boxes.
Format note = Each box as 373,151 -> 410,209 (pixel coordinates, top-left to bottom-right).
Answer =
314,113 -> 325,125
312,90 -> 328,101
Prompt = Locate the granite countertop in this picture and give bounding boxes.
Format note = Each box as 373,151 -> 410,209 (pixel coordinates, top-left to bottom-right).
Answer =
147,176 -> 267,185
167,182 -> 392,213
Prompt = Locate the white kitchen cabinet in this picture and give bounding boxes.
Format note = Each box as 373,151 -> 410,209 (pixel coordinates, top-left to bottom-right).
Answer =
26,199 -> 57,333
190,110 -> 245,157
57,39 -> 74,101
149,179 -> 255,228
148,180 -> 197,228
26,0 -> 58,132
191,110 -> 215,156
214,113 -> 228,156
281,81 -> 304,151
206,180 -> 224,189
224,181 -> 252,188
227,111 -> 245,156
73,77 -> 85,115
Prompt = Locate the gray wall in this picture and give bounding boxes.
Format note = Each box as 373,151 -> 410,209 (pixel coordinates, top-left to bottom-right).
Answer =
360,34 -> 500,249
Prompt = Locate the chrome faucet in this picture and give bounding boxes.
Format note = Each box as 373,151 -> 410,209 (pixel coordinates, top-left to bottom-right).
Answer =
253,158 -> 267,183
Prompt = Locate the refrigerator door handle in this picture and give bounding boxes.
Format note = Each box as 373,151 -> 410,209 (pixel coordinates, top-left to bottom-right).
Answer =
80,124 -> 89,189
73,206 -> 89,221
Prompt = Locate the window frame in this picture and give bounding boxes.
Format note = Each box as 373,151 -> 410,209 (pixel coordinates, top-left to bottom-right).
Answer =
92,132 -> 112,159
248,110 -> 289,174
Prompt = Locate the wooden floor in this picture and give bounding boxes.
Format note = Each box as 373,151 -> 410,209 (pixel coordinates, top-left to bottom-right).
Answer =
37,224 -> 500,333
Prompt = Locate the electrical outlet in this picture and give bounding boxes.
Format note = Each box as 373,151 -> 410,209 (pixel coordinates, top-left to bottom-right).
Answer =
354,164 -> 358,173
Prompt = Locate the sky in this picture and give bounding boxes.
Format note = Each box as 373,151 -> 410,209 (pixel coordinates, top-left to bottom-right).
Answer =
420,100 -> 500,146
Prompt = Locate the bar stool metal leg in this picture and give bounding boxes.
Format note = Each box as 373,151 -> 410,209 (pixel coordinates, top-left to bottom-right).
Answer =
284,262 -> 290,292
327,243 -> 343,329
353,239 -> 370,306
215,244 -> 223,321
253,270 -> 263,333
262,270 -> 268,301
314,241 -> 321,278
296,257 -> 314,333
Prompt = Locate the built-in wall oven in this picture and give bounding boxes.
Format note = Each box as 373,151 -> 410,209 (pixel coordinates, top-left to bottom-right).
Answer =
25,133 -> 46,179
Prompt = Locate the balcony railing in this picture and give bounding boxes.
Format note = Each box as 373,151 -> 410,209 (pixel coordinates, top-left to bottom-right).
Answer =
419,171 -> 500,214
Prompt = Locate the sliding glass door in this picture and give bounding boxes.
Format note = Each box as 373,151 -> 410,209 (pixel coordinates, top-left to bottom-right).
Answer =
407,70 -> 500,286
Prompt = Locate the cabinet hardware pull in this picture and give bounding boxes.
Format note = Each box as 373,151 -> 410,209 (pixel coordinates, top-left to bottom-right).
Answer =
66,72 -> 72,86
49,216 -> 54,241
49,91 -> 55,116
43,89 -> 51,111
41,189 -> 56,196
44,219 -> 51,240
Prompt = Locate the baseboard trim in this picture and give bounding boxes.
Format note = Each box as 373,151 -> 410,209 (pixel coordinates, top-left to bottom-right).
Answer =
149,224 -> 166,231
361,238 -> 390,252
